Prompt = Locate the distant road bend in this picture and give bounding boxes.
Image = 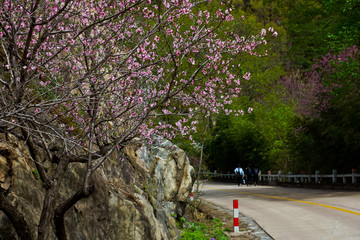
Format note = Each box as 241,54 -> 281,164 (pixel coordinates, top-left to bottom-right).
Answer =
201,182 -> 360,240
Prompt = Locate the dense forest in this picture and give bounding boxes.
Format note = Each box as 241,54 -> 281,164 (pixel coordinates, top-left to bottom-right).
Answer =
175,0 -> 360,175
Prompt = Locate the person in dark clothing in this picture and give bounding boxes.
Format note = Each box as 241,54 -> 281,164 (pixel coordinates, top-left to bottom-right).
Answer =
253,166 -> 259,186
234,164 -> 244,186
246,165 -> 253,186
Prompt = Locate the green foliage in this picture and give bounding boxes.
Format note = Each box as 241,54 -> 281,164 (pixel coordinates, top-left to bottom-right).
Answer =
205,83 -> 297,173
282,0 -> 324,68
203,0 -> 293,173
205,100 -> 266,172
178,217 -> 229,240
288,48 -> 360,173
283,0 -> 360,68
253,98 -> 296,171
321,0 -> 360,52
167,0 -> 360,175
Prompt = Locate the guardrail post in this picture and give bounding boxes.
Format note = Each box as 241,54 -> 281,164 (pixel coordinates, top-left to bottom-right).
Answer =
315,170 -> 319,183
332,169 -> 337,183
342,174 -> 346,184
233,200 -> 239,233
278,171 -> 282,182
301,171 -> 304,183
352,168 -> 357,184
288,171 -> 292,182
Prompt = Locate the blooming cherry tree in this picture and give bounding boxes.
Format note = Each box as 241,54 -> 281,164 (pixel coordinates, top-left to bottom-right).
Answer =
281,46 -> 359,118
0,0 -> 270,239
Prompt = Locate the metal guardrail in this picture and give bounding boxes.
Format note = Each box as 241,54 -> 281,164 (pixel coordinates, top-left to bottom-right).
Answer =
201,170 -> 359,184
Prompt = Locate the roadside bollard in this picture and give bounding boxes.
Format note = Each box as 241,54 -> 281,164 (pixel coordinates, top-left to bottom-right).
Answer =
233,199 -> 239,233
332,169 -> 337,183
352,168 -> 357,184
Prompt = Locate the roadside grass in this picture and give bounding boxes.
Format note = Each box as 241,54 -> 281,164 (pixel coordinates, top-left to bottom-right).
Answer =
178,216 -> 229,240
178,199 -> 258,240
177,200 -> 230,240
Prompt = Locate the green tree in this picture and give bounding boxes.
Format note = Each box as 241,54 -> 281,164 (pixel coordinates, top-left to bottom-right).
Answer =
205,104 -> 265,172
288,46 -> 360,173
283,0 -> 360,68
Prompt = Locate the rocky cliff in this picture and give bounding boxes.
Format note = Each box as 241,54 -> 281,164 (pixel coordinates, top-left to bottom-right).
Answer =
0,134 -> 194,239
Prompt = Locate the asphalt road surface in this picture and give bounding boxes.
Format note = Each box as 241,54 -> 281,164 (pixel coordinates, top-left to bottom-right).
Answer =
201,182 -> 360,240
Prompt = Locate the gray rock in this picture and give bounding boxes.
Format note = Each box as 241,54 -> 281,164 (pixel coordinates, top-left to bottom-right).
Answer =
0,135 -> 194,239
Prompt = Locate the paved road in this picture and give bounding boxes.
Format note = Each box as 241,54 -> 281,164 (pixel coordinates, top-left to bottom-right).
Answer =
201,182 -> 360,240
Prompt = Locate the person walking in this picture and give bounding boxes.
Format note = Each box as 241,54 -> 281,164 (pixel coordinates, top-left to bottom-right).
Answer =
253,166 -> 259,186
234,164 -> 244,186
246,165 -> 253,186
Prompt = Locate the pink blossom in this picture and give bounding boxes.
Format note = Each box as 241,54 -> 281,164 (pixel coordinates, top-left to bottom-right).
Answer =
261,29 -> 266,36
188,58 -> 195,65
243,72 -> 251,80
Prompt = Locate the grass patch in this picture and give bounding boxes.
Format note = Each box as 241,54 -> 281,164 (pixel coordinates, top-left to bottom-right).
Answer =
177,200 -> 256,240
178,216 -> 229,240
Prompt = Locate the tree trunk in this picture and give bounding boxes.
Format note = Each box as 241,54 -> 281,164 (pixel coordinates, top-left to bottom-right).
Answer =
54,185 -> 94,240
37,184 -> 58,240
0,189 -> 33,240
37,157 -> 70,240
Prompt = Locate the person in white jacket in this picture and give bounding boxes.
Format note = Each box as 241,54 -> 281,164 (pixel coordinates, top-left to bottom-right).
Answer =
234,164 -> 244,186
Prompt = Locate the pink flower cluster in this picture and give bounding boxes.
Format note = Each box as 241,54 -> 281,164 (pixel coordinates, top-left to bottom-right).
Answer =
0,0 -> 274,150
281,46 -> 359,117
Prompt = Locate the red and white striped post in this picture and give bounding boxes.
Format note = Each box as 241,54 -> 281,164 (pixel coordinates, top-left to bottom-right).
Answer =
190,186 -> 194,201
233,199 -> 239,232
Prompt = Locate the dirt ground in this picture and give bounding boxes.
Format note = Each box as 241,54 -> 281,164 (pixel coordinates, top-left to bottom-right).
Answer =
186,200 -> 259,240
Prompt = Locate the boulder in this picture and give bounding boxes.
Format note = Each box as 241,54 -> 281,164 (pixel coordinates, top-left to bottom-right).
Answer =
0,134 -> 194,239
